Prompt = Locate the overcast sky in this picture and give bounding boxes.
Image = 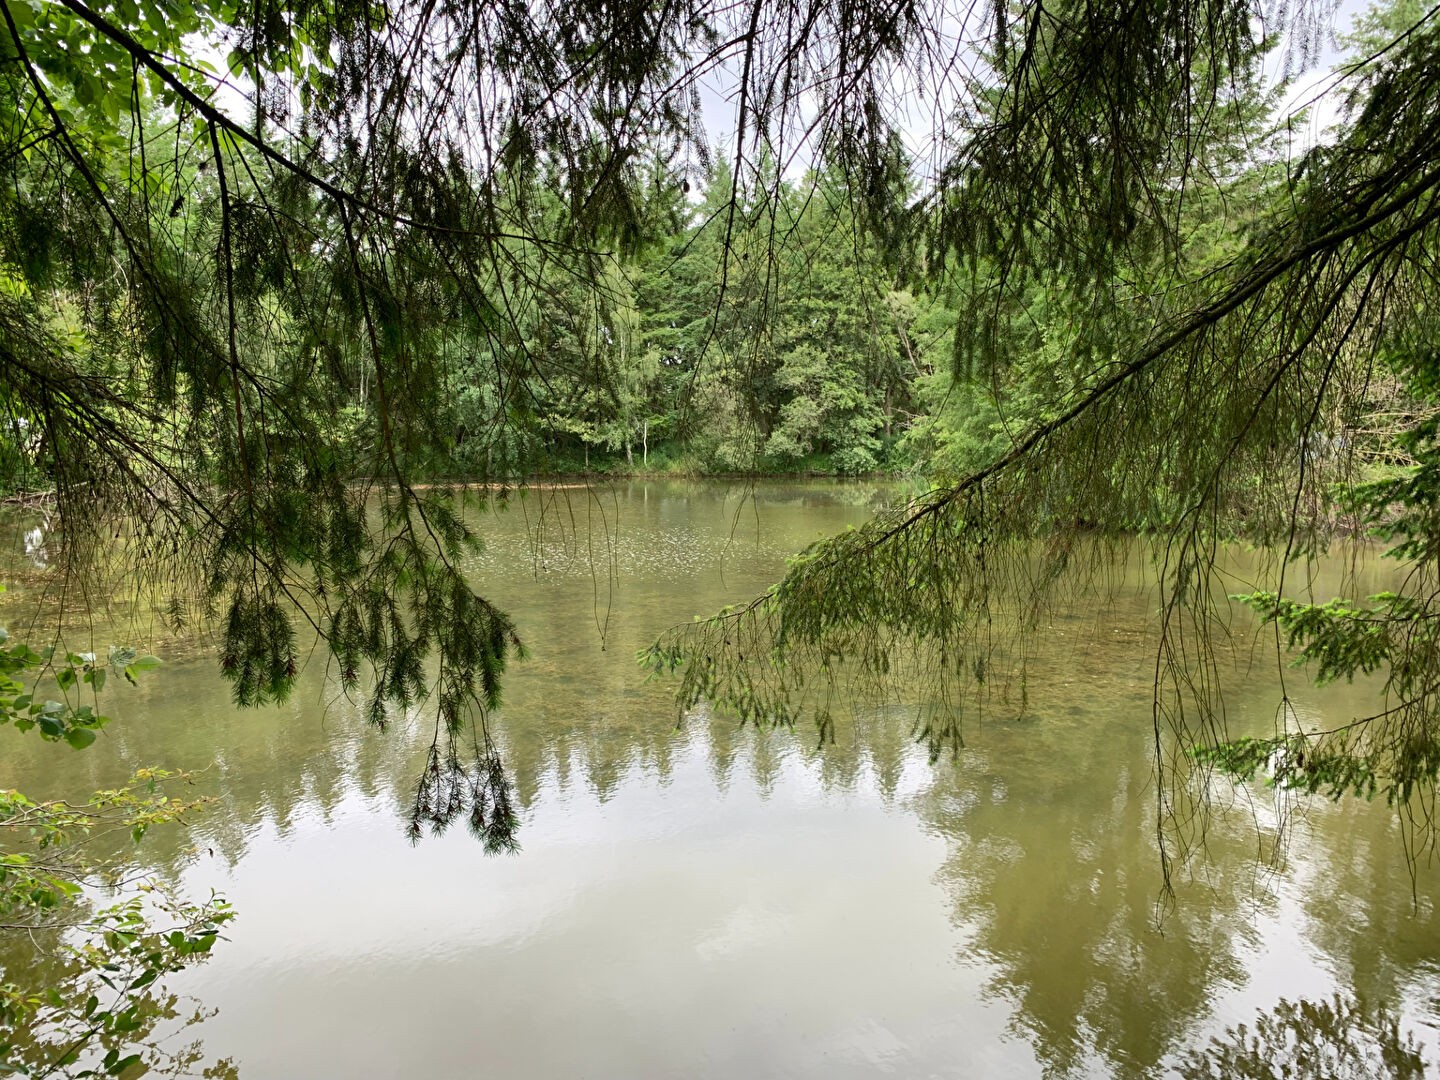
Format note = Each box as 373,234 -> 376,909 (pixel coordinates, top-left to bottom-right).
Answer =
684,0 -> 1386,183
1267,0 -> 1377,155
197,0 -> 1386,186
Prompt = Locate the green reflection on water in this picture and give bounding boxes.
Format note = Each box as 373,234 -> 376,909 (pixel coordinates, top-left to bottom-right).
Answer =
1,480 -> 1436,1079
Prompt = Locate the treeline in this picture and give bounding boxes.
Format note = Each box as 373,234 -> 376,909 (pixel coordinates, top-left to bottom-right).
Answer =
0,40 -> 1408,493
0,148 -> 947,487
0,103 -> 1416,498
432,161 -> 943,478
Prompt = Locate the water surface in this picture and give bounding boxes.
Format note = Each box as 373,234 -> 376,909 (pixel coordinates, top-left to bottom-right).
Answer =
3,480 -> 1437,1078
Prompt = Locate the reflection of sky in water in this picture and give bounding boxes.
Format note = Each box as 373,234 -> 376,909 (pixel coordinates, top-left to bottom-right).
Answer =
2,480 -> 1438,1079
168,731 -> 1033,1080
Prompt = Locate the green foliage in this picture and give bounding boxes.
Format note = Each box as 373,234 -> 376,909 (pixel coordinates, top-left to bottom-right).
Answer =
656,0 -> 1440,872
1190,734 -> 1392,803
0,629 -> 161,750
1232,592 -> 1397,686
0,618 -> 232,1078
1196,323 -> 1440,806
0,781 -> 236,1079
4,0 -> 1440,859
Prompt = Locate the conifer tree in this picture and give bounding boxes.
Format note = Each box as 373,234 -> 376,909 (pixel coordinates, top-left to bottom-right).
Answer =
3,0 -> 1440,848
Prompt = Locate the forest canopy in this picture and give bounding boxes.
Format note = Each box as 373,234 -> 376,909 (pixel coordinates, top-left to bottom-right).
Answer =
2,0 -> 1440,850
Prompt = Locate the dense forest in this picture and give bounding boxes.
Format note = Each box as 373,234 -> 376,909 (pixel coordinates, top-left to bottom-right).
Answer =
427,161 -> 934,479
0,148 -> 1057,487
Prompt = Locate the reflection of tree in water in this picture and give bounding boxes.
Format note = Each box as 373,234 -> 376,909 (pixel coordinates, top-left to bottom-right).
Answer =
1175,994 -> 1428,1079
907,589 -> 1440,1078
0,481 -> 888,872
6,662 -> 1438,1080
6,491 -> 1440,1078
915,702 -> 1263,1078
0,924 -> 237,1080
1287,794 -> 1440,1010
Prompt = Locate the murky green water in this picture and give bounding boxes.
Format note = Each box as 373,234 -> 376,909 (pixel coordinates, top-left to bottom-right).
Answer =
3,480 -> 1438,1078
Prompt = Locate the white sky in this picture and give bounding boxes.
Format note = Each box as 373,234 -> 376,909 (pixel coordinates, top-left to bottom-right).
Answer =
200,0 -> 1384,185
1266,0 -> 1376,156
687,0 -> 1384,181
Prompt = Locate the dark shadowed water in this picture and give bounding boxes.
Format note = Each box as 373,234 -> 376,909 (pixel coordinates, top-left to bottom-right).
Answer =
3,480 -> 1437,1078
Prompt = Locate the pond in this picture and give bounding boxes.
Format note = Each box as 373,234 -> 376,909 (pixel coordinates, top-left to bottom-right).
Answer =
3,479 -> 1438,1078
